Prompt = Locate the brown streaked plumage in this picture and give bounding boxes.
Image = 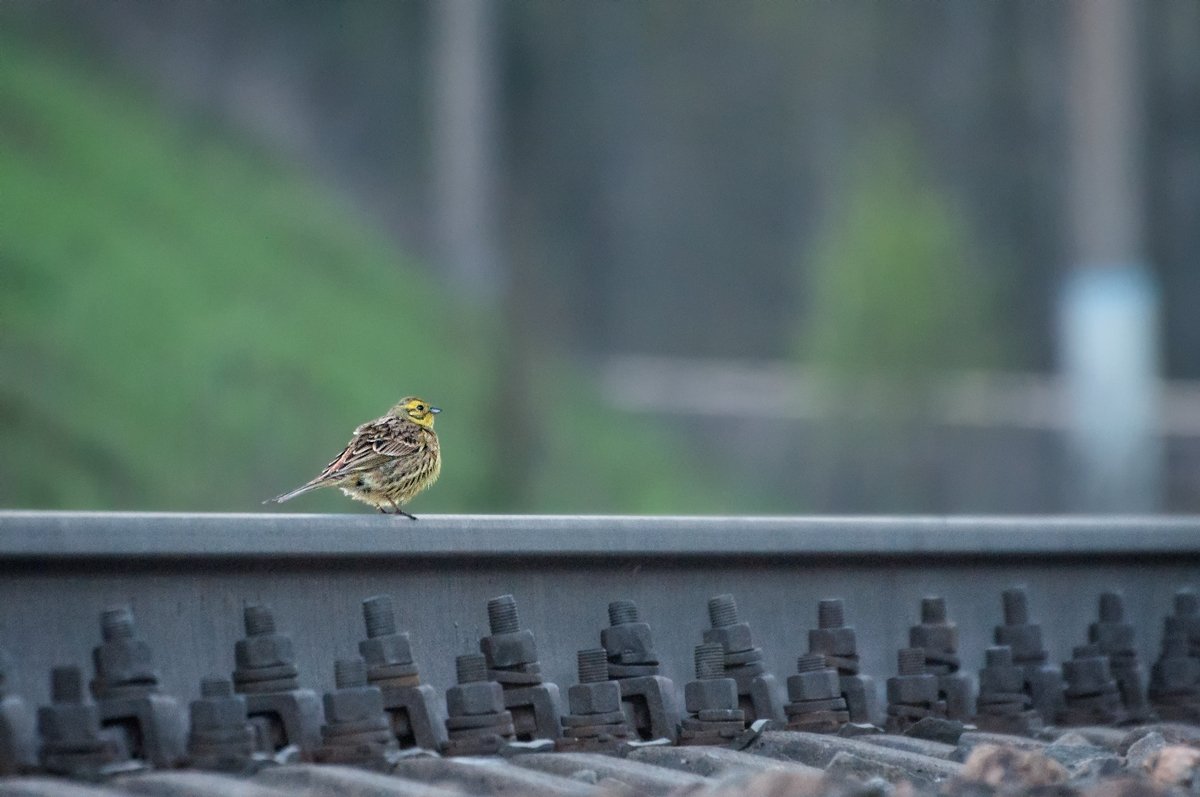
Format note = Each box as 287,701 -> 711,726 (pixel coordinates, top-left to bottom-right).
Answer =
266,396 -> 442,519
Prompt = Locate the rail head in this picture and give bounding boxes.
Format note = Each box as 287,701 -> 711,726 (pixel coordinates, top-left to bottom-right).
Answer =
0,511 -> 1198,562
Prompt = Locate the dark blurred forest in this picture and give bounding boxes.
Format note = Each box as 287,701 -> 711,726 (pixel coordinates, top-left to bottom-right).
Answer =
2,2 -> 1199,515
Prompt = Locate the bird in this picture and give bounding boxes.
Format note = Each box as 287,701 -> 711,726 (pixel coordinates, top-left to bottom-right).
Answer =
265,396 -> 442,519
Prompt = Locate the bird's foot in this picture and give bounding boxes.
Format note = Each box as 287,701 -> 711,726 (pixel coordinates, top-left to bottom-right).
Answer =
382,501 -> 417,520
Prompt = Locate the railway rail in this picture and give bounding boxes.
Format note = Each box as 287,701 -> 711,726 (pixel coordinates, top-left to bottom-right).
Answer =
0,512 -> 1198,796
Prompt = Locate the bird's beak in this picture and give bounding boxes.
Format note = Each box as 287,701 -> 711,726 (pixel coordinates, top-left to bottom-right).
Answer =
429,407 -> 441,415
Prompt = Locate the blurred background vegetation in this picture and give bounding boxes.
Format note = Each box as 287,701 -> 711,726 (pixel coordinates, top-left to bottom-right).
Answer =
2,2 -> 1198,514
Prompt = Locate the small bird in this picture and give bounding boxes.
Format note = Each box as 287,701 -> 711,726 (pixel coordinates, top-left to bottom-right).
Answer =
266,396 -> 442,519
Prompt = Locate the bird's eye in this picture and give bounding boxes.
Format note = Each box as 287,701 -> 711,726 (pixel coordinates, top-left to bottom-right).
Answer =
416,404 -> 425,412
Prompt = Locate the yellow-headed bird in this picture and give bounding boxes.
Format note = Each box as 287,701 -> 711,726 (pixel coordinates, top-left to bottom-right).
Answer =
266,396 -> 441,519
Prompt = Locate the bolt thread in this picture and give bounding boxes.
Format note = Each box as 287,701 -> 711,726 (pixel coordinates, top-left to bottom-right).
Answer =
244,605 -> 276,636
818,599 -> 845,629
577,648 -> 609,683
921,597 -> 947,624
1098,592 -> 1124,623
608,600 -> 640,626
1175,590 -> 1198,617
487,595 -> 520,634
985,646 -> 1013,668
456,653 -> 488,684
201,677 -> 234,698
796,653 -> 825,673
51,666 -> 83,703
335,657 -> 368,689
708,594 -> 739,627
1073,644 -> 1101,660
100,607 -> 134,641
898,647 -> 926,676
695,643 -> 725,679
1002,588 -> 1029,626
362,595 -> 397,638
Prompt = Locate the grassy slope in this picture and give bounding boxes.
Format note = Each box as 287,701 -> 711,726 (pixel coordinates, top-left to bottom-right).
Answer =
0,42 -> 743,515
0,42 -> 498,512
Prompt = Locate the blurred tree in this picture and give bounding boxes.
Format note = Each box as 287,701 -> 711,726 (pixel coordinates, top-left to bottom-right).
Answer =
801,130 -> 1000,382
797,130 -> 1002,510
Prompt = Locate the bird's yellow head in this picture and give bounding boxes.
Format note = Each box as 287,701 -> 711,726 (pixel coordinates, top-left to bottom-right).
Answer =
394,396 -> 441,428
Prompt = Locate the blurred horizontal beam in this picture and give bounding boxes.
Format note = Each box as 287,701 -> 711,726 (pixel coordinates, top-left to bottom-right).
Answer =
601,355 -> 1200,436
1,511 -> 1198,561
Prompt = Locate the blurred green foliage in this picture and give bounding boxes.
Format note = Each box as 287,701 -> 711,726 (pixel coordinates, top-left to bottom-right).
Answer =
0,41 -> 730,514
796,131 -> 1004,510
801,131 -> 1000,384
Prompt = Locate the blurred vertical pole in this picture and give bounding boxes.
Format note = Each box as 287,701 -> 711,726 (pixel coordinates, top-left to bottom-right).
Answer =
1060,0 -> 1161,511
431,0 -> 502,302
430,1 -> 534,509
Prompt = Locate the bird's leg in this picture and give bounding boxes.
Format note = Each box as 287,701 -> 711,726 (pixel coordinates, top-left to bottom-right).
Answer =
386,497 -> 418,521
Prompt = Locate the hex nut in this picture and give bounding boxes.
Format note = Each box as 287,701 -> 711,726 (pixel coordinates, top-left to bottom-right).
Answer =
359,634 -> 413,668
703,624 -> 753,654
684,678 -> 738,713
980,666 -> 1024,695
568,681 -> 621,716
446,681 -> 506,717
479,629 -> 537,669
910,625 -> 958,653
994,625 -> 1044,660
1063,658 -> 1111,693
600,624 -> 656,664
235,635 -> 294,669
190,696 -> 248,731
887,675 -> 938,706
1089,624 -> 1134,653
93,640 -> 157,684
787,669 -> 840,702
808,627 -> 856,657
37,704 -> 100,745
323,686 -> 385,724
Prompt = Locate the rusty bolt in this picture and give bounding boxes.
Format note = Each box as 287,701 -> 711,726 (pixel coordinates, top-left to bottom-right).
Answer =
323,657 -> 385,724
703,594 -> 754,654
480,595 -> 538,668
446,654 -> 504,716
887,648 -> 938,705
488,595 -> 520,635
363,595 -> 397,638
684,643 -> 737,713
190,677 -> 247,731
1063,645 -> 1114,695
1152,636 -> 1200,692
235,605 -> 295,670
910,597 -> 958,655
994,587 -> 1047,664
979,646 -> 1024,694
609,600 -> 639,626
568,650 -> 621,715
92,606 -> 157,691
602,600 -> 658,666
38,666 -> 101,745
359,595 -> 415,669
1090,592 -> 1135,653
787,654 -> 840,702
809,598 -> 857,657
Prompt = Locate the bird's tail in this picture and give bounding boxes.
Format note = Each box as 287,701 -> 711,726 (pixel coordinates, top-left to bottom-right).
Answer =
263,481 -> 322,505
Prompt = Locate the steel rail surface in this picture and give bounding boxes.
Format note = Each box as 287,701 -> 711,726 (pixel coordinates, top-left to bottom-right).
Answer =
1,512 -> 1198,560
0,512 -> 1197,713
